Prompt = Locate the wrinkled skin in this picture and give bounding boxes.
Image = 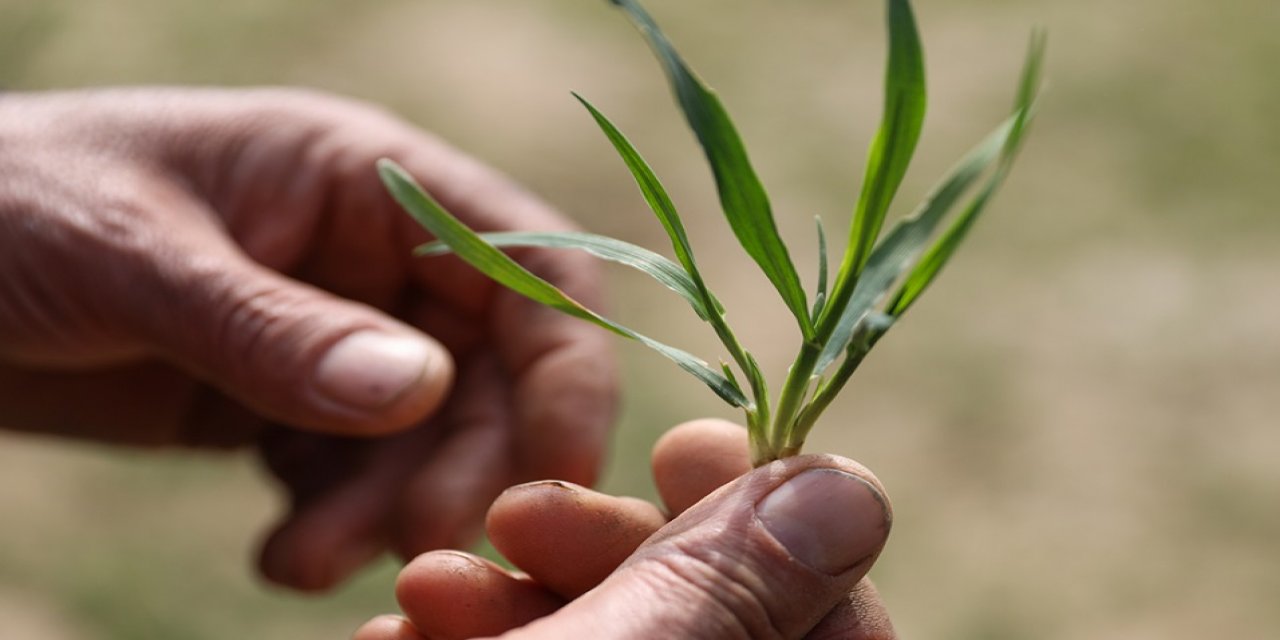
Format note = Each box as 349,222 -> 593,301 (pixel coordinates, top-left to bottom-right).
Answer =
0,88 -> 618,590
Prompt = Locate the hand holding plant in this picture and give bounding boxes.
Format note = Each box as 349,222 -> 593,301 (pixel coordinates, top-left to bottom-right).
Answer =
356,418 -> 895,640
382,0 -> 1045,465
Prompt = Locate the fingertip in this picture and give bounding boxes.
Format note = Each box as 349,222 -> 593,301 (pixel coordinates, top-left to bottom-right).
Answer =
756,463 -> 891,576
652,418 -> 751,515
798,453 -> 891,513
259,516 -> 380,593
352,615 -> 425,640
309,328 -> 455,436
395,551 -> 563,639
486,480 -> 666,598
141,252 -> 455,438
256,469 -> 397,592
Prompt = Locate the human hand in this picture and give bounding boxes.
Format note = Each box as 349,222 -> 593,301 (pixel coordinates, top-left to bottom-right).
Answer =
0,88 -> 616,590
356,419 -> 895,640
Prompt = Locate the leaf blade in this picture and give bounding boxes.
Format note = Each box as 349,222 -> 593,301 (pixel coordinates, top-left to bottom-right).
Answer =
813,216 -> 830,320
380,159 -> 749,408
816,115 -> 1015,371
416,230 -> 712,320
573,95 -> 704,291
888,30 -> 1046,316
608,0 -> 813,338
831,0 -> 927,299
574,92 -> 765,410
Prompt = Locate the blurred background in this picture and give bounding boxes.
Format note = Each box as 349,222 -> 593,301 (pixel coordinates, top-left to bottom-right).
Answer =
1,0 -> 1277,638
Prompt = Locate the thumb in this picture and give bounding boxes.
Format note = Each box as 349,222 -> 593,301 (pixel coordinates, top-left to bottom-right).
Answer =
514,455 -> 892,639
125,212 -> 453,436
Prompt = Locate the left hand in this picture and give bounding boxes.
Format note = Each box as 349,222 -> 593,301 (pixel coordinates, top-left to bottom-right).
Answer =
0,88 -> 618,591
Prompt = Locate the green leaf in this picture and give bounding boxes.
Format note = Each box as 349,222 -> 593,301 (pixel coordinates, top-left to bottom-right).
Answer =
830,0 -> 927,299
379,159 -> 749,408
887,30 -> 1045,317
1013,29 -> 1048,123
416,230 -> 712,321
812,216 -> 830,320
816,115 -> 1015,372
608,0 -> 813,339
572,94 -> 719,315
575,92 -> 766,409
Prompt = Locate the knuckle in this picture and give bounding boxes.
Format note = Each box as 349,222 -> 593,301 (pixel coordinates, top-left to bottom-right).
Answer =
204,272 -> 326,377
637,541 -> 788,640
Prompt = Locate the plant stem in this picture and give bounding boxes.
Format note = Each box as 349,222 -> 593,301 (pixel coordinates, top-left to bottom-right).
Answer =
705,307 -> 768,414
760,268 -> 866,463
787,348 -> 867,452
695,297 -> 777,465
748,411 -> 774,466
766,340 -> 821,458
785,325 -> 885,452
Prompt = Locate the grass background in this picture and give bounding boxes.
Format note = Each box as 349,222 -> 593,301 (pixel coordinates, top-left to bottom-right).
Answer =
2,0 -> 1278,637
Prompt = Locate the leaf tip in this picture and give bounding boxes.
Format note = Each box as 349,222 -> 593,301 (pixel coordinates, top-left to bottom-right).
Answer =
375,156 -> 399,174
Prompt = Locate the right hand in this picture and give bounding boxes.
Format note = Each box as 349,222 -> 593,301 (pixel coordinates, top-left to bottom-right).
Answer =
357,418 -> 896,639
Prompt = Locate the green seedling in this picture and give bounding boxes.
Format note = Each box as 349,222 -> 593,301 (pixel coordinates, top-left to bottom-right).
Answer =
380,0 -> 1045,466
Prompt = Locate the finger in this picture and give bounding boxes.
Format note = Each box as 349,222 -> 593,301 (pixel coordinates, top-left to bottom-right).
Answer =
389,354 -> 515,558
485,480 -> 667,599
273,105 -> 619,485
652,418 -> 752,515
501,309 -> 617,488
395,551 -> 563,640
120,177 -> 454,437
807,578 -> 897,640
352,615 -> 427,640
258,426 -> 442,591
508,455 -> 892,640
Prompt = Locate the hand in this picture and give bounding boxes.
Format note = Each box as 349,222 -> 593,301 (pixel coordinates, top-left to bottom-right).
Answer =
356,419 -> 896,639
0,88 -> 617,590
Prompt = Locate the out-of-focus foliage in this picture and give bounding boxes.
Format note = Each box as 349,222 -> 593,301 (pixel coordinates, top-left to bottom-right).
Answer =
1,1 -> 1278,638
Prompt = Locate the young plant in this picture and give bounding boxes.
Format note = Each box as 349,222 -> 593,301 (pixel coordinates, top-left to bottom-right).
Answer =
380,0 -> 1046,466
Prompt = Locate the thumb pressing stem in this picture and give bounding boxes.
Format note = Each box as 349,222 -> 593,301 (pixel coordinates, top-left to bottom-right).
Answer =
520,455 -> 891,639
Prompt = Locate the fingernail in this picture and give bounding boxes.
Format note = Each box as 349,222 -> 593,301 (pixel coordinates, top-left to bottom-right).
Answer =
432,550 -> 490,570
314,331 -> 433,410
757,469 -> 891,575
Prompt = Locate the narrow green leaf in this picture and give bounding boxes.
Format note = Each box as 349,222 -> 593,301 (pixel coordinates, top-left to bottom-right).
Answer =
417,230 -> 712,321
816,115 -> 1014,371
632,334 -> 751,408
379,159 -> 749,408
608,0 -> 813,339
1014,29 -> 1048,120
887,31 -> 1045,316
573,94 -> 698,282
720,361 -> 742,390
572,95 -> 715,312
812,216 -> 830,320
831,0 -> 927,300
575,92 -> 762,406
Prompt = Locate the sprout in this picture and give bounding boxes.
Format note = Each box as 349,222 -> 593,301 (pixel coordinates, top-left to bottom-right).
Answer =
381,0 -> 1046,466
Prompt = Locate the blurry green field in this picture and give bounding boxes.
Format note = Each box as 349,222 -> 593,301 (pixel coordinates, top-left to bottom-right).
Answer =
2,0 -> 1278,638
